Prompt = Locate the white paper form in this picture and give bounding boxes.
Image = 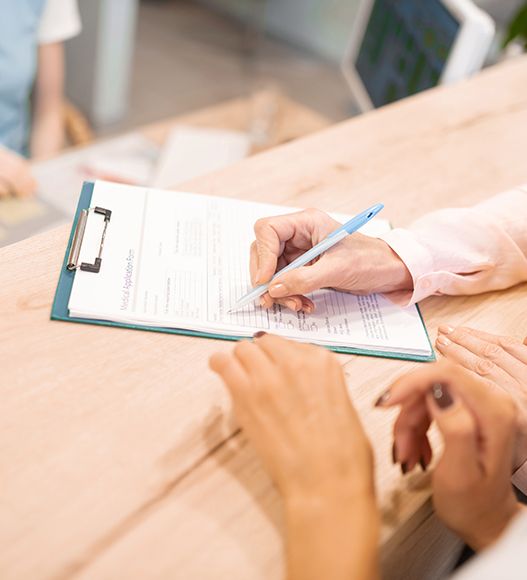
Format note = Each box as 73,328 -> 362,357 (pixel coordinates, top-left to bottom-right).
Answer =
68,182 -> 432,356
152,126 -> 251,188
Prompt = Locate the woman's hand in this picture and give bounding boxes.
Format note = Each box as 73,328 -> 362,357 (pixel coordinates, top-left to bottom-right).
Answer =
377,361 -> 522,551
210,333 -> 380,580
250,209 -> 412,312
435,326 -> 527,471
0,146 -> 37,198
210,332 -> 374,500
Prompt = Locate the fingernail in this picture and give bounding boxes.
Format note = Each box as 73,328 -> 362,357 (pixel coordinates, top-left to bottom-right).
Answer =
392,443 -> 397,464
419,457 -> 427,472
253,331 -> 267,339
374,389 -> 391,407
269,283 -> 287,298
438,325 -> 455,335
436,335 -> 451,347
259,297 -> 266,307
431,383 -> 454,409
401,462 -> 409,475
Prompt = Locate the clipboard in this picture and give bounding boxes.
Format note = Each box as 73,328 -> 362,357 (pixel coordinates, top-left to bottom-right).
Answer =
51,182 -> 436,362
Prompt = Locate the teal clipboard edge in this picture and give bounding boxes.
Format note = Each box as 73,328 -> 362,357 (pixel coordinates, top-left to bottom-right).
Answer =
51,182 -> 436,363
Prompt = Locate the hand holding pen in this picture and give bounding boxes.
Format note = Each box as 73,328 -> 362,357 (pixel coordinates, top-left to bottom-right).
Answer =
232,205 -> 413,313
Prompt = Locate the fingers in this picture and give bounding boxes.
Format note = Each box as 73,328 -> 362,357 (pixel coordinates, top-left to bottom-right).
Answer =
249,241 -> 260,287
253,332 -> 315,367
378,361 -> 463,407
437,326 -> 527,370
393,396 -> 431,472
233,340 -> 275,383
252,214 -> 300,285
381,362 -> 518,475
0,152 -> 37,197
259,292 -> 315,314
251,209 -> 340,287
380,362 -> 504,427
14,172 -> 37,197
253,333 -> 352,409
209,351 -> 250,395
268,259 -> 333,300
432,381 -> 517,477
426,384 -> 482,482
435,326 -> 527,404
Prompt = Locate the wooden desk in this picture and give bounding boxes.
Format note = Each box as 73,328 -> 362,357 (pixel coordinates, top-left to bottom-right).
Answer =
2,57 -> 527,580
140,91 -> 331,151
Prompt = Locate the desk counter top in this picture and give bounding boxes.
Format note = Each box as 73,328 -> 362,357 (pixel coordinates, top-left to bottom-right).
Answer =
2,56 -> 527,580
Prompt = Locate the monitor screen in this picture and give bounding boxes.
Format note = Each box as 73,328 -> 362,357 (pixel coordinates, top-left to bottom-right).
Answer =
355,0 -> 460,107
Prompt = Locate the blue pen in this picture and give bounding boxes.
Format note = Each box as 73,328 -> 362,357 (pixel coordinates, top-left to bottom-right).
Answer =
228,203 -> 384,313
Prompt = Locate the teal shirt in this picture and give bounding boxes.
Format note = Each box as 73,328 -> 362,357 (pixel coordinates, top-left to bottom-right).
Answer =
0,0 -> 47,156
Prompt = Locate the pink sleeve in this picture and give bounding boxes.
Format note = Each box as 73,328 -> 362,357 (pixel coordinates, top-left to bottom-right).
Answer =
378,186 -> 527,306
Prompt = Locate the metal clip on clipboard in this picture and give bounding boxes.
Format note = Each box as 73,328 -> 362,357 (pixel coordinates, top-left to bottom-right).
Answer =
67,206 -> 112,273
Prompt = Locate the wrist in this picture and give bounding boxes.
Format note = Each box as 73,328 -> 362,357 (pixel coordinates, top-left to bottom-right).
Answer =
284,487 -> 379,534
373,239 -> 413,293
284,491 -> 380,580
345,235 -> 413,295
465,501 -> 522,552
282,462 -> 377,509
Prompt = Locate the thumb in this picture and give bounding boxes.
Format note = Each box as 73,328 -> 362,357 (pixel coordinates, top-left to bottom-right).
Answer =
426,383 -> 481,482
268,260 -> 333,298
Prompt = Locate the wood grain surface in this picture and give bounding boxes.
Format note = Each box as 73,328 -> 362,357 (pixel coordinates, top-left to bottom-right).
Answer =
2,57 -> 527,580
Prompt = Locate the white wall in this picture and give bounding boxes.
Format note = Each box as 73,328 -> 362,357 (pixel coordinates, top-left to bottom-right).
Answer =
199,0 -> 525,63
199,0 -> 362,62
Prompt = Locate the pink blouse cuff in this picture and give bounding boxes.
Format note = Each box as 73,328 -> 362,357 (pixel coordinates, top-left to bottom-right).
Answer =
378,228 -> 437,305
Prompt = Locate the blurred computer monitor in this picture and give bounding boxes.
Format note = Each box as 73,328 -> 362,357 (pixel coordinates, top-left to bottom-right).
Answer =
342,0 -> 495,111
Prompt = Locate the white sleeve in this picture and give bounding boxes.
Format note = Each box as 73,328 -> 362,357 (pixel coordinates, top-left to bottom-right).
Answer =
38,0 -> 82,45
451,511 -> 527,580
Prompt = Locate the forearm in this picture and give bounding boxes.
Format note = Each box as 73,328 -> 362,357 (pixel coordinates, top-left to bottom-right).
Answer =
379,186 -> 527,305
30,106 -> 64,158
30,42 -> 66,159
285,494 -> 380,580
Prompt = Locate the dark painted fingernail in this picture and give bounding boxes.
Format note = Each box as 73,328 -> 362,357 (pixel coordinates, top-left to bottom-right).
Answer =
253,331 -> 267,339
374,389 -> 391,407
431,383 -> 454,409
401,462 -> 409,475
419,457 -> 427,472
392,443 -> 397,464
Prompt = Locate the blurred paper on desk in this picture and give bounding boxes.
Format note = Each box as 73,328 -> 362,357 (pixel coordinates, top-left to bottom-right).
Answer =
0,134 -> 160,248
152,126 -> 251,188
33,133 -> 160,216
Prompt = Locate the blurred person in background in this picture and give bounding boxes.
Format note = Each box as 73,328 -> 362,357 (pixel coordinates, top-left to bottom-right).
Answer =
0,0 -> 81,198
